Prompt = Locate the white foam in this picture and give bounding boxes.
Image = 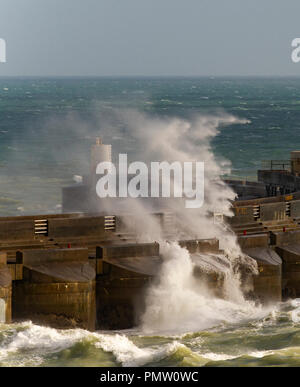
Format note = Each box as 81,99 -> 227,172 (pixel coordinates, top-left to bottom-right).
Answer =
141,242 -> 264,334
95,334 -> 183,366
0,322 -> 185,367
0,322 -> 90,361
201,352 -> 237,361
73,175 -> 83,183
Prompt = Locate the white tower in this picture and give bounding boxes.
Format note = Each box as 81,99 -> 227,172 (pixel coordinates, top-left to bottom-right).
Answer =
90,137 -> 112,175
89,137 -> 112,212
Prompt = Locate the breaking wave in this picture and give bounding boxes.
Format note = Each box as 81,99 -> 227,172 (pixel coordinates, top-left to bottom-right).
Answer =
1,300 -> 300,367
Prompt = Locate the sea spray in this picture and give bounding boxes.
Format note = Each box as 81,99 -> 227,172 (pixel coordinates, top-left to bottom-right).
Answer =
89,110 -> 261,332
141,241 -> 260,334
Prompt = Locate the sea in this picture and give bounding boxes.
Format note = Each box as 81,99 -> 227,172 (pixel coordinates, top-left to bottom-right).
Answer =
1,77 -> 300,367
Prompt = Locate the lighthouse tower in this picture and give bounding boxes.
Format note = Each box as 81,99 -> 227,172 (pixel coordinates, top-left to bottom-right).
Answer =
62,137 -> 113,213
89,137 -> 112,211
90,137 -> 112,176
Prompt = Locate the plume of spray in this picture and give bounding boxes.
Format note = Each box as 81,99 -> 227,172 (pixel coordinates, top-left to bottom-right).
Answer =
92,108 -> 261,333
102,109 -> 249,248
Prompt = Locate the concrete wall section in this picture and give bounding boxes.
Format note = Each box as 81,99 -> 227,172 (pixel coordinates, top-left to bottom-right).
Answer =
48,216 -> 106,239
260,202 -> 286,221
276,244 -> 300,299
227,206 -> 255,225
0,220 -> 34,242
245,247 -> 282,303
21,248 -> 89,266
0,253 -> 12,323
270,230 -> 300,246
98,243 -> 159,260
12,248 -> 96,330
96,263 -> 150,329
290,200 -> 300,219
180,239 -> 220,253
13,281 -> 96,330
238,234 -> 269,249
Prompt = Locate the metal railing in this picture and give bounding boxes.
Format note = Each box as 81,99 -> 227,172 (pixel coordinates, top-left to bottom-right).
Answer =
261,160 -> 291,171
34,219 -> 48,235
104,215 -> 116,231
253,205 -> 260,219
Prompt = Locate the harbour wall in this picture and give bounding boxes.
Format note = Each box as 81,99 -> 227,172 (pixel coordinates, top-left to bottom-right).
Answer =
0,206 -> 300,329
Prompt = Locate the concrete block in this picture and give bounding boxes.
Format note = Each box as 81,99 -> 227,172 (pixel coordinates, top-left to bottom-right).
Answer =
276,244 -> 300,298
290,200 -> 300,218
97,243 -> 159,260
48,216 -> 106,238
0,220 -> 34,242
260,202 -> 286,221
0,252 -> 7,266
0,266 -> 12,323
271,230 -> 300,246
21,248 -> 89,266
238,234 -> 269,250
180,239 -> 220,253
13,281 -> 96,330
245,247 -> 282,303
228,206 -> 255,225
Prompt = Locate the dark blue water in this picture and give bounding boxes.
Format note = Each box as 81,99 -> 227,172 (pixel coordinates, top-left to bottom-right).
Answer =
0,77 -> 300,215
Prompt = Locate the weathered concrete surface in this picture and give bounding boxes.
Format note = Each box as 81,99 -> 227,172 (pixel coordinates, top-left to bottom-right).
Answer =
244,247 -> 282,303
225,180 -> 267,200
96,264 -> 150,329
0,213 -> 82,243
270,230 -> 300,246
13,248 -> 96,330
180,238 -> 220,254
0,220 -> 34,242
101,256 -> 161,276
191,253 -> 229,297
276,244 -> 300,299
260,202 -> 287,221
48,216 -> 107,239
290,199 -> 300,219
237,234 -> 269,249
96,243 -> 159,329
226,206 -> 255,225
0,252 -> 11,323
98,242 -> 159,260
238,234 -> 282,303
180,239 -> 226,297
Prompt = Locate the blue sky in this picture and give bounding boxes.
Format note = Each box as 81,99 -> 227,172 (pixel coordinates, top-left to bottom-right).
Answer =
0,0 -> 300,76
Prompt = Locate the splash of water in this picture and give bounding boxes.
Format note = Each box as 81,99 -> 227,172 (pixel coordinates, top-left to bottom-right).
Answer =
141,242 -> 261,334
90,110 -> 261,333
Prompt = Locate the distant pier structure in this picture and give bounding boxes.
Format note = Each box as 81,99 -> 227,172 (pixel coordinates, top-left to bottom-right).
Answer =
224,151 -> 300,201
258,151 -> 300,197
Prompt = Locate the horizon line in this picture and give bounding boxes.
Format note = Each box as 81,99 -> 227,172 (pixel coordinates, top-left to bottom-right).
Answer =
1,74 -> 300,79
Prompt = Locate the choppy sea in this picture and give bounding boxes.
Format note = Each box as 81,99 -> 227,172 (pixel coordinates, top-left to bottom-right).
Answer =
1,77 -> 300,366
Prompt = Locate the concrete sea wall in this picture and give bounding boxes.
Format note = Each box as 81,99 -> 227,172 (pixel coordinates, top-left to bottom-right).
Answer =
1,207 -> 300,329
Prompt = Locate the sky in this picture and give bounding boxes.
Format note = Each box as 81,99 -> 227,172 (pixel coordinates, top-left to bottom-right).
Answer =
0,0 -> 300,77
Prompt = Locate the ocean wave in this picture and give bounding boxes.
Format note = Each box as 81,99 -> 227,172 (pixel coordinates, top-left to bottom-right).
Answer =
0,322 -> 185,367
1,302 -> 300,367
